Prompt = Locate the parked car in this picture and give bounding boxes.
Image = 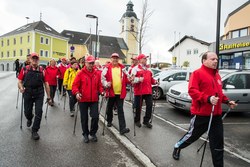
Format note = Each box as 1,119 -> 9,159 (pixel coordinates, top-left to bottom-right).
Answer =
166,70 -> 250,112
151,68 -> 161,76
152,70 -> 193,100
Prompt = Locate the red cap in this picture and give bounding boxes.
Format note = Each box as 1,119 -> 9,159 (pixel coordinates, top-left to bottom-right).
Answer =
61,57 -> 66,61
137,54 -> 148,60
131,56 -> 138,60
85,55 -> 95,63
111,53 -> 119,58
30,52 -> 39,59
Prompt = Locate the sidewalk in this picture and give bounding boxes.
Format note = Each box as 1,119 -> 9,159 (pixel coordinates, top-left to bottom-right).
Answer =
99,98 -> 250,167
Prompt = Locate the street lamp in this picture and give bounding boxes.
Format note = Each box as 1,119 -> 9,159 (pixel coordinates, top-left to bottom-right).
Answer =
86,14 -> 98,59
97,30 -> 102,58
25,17 -> 30,24
216,0 -> 221,69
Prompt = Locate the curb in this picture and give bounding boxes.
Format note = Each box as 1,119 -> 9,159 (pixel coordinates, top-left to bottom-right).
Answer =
99,115 -> 157,167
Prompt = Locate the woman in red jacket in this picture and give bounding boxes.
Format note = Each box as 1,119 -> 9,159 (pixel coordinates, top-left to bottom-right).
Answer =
45,59 -> 60,106
72,55 -> 103,143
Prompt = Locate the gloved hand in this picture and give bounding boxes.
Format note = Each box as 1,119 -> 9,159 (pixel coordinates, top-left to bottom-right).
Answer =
210,96 -> 219,106
100,92 -> 105,96
46,98 -> 53,106
76,93 -> 82,101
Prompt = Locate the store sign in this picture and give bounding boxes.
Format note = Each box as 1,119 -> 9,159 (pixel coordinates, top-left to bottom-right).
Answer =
220,42 -> 250,51
172,56 -> 177,65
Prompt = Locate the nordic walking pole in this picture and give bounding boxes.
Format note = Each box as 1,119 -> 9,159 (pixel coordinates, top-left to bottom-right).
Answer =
150,78 -> 160,124
131,84 -> 136,136
102,88 -> 110,136
16,88 -> 19,109
45,101 -> 49,119
73,103 -> 79,135
199,94 -> 218,167
20,94 -> 24,129
222,100 -> 239,120
63,92 -> 66,111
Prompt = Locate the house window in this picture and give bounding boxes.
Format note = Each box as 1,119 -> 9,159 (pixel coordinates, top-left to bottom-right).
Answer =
1,52 -> 3,58
232,28 -> 248,38
45,50 -> 49,57
13,50 -> 16,57
40,37 -> 44,44
40,50 -> 44,57
13,38 -> 16,45
7,39 -> 9,46
193,49 -> 198,54
130,25 -> 134,32
20,49 -> 23,56
122,25 -> 124,32
131,19 -> 134,23
240,28 -> 248,37
20,37 -> 23,44
27,35 -> 30,43
27,49 -> 30,55
7,51 -> 9,57
1,40 -> 3,47
187,49 -> 191,55
45,38 -> 49,45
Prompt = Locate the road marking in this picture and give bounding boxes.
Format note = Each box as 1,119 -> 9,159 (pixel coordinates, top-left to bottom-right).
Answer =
124,100 -> 250,164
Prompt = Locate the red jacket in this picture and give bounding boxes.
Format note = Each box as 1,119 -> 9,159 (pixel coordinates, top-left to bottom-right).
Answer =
72,67 -> 103,102
132,64 -> 156,95
101,63 -> 129,99
45,66 -> 60,86
188,65 -> 229,116
58,63 -> 67,79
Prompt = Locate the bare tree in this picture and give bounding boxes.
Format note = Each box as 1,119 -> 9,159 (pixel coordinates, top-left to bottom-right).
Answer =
131,0 -> 154,54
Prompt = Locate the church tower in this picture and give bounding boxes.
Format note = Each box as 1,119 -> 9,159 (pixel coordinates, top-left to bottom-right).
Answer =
120,1 -> 139,65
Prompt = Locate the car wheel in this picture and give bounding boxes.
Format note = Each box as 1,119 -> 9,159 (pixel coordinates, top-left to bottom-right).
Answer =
152,87 -> 163,100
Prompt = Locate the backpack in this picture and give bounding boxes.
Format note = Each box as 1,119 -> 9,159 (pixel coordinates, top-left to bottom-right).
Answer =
23,65 -> 44,88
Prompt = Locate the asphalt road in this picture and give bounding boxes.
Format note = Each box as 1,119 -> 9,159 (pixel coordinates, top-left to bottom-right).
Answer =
0,72 -> 143,167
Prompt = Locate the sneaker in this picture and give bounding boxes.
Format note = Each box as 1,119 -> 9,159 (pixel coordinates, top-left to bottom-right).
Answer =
83,134 -> 89,143
135,121 -> 141,128
120,128 -> 130,135
32,131 -> 40,140
70,112 -> 74,117
172,148 -> 181,160
143,122 -> 153,128
114,109 -> 118,115
107,122 -> 112,127
63,92 -> 66,96
90,134 -> 98,142
27,120 -> 32,127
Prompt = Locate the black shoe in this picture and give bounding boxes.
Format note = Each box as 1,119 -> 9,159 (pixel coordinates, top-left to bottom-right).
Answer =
172,148 -> 181,160
70,112 -> 74,117
83,135 -> 89,143
143,122 -> 153,128
107,122 -> 112,127
135,121 -> 141,128
27,120 -> 32,127
32,131 -> 40,140
90,134 -> 98,142
120,128 -> 130,135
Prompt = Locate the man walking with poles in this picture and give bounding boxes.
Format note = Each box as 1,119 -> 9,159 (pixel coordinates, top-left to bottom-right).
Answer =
101,53 -> 130,135
131,54 -> 158,129
72,55 -> 103,143
172,52 -> 237,167
18,53 -> 52,140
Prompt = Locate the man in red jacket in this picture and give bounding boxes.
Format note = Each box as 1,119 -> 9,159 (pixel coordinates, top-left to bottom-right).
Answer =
131,54 -> 158,128
72,55 -> 103,143
101,53 -> 130,135
58,57 -> 67,96
172,52 -> 237,167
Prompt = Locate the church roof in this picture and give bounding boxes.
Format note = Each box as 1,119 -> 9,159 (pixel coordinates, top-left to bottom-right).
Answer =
121,1 -> 138,19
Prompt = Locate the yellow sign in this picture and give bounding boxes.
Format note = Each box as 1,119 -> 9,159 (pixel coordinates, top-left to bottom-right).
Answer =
172,56 -> 177,65
219,42 -> 250,51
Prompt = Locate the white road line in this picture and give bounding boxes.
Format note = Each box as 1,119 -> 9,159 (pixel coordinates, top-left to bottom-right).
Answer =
124,100 -> 250,164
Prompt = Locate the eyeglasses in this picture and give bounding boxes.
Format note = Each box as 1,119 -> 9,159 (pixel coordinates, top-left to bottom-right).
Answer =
88,62 -> 94,65
32,57 -> 39,60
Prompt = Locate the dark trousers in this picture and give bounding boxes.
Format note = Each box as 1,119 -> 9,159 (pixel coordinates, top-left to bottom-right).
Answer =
106,95 -> 126,132
79,102 -> 99,136
23,88 -> 44,132
58,79 -> 66,94
134,94 -> 153,123
67,90 -> 77,111
175,115 -> 224,167
49,85 -> 57,102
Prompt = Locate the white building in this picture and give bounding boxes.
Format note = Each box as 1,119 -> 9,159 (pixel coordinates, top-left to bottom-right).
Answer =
168,35 -> 210,70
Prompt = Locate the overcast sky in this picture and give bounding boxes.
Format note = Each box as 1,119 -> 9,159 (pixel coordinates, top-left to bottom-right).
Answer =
0,0 -> 248,63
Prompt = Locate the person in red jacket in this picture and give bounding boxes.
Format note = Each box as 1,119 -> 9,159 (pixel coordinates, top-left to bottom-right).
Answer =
172,52 -> 237,166
101,53 -> 130,135
131,54 -> 158,128
58,57 -> 67,96
72,55 -> 103,143
45,59 -> 60,106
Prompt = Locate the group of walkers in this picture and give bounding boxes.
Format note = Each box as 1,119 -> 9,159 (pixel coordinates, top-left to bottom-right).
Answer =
16,51 -> 238,166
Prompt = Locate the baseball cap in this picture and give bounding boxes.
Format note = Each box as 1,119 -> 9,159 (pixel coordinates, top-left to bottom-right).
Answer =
30,52 -> 39,59
137,54 -> 148,60
111,53 -> 119,58
61,57 -> 66,61
85,55 -> 95,63
131,56 -> 138,60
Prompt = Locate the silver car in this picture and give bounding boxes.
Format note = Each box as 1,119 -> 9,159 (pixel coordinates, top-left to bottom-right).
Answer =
166,70 -> 250,112
152,70 -> 193,100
